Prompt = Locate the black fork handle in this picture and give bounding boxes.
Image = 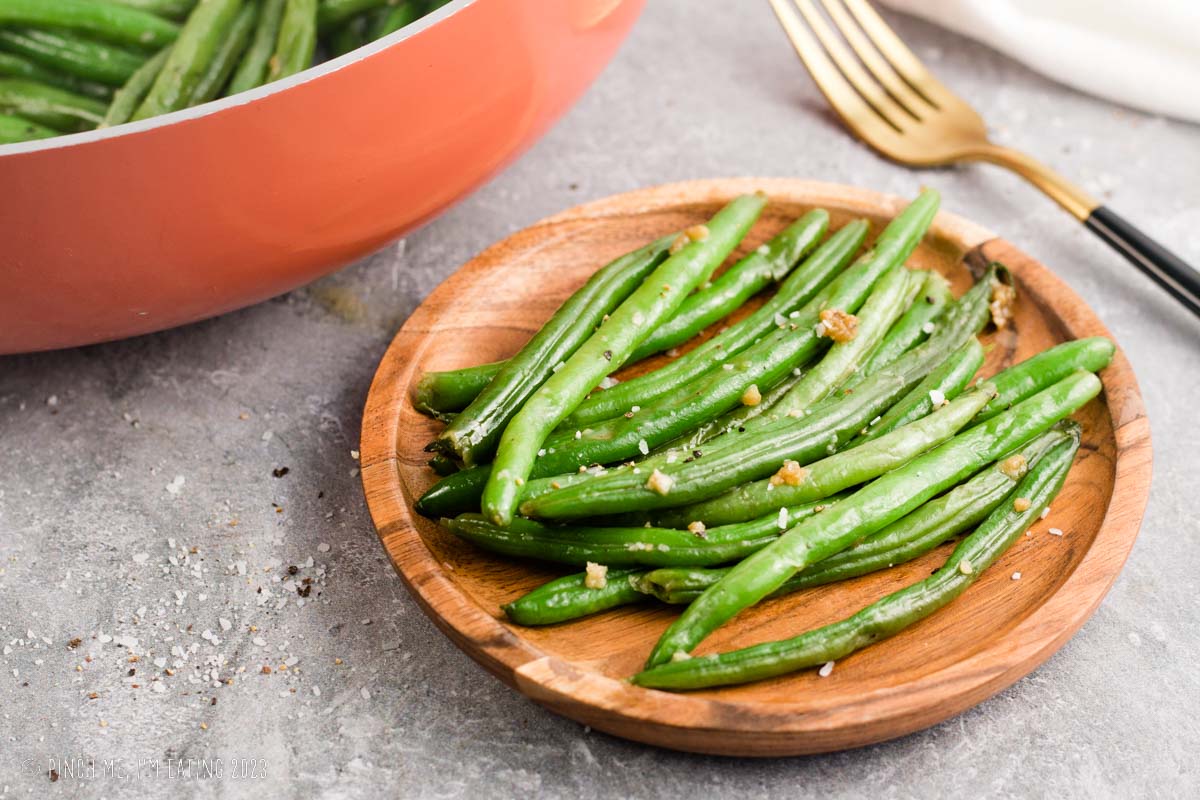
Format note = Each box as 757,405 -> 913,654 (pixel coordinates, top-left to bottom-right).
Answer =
1085,206 -> 1200,319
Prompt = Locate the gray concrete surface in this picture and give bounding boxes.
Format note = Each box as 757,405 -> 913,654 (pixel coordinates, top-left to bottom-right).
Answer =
2,1 -> 1198,797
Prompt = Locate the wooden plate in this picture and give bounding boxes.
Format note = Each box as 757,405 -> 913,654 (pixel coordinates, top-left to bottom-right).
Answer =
360,179 -> 1151,756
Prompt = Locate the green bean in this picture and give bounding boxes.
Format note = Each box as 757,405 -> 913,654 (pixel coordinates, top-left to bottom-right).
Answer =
765,264 -> 922,418
227,0 -> 284,94
0,111 -> 57,142
563,217 -> 863,428
537,218 -> 913,465
415,464 -> 486,517
651,382 -> 994,530
567,190 -> 940,425
636,266 -> 1005,525
0,78 -> 105,131
426,454 -> 458,476
865,334 -> 1115,447
502,427 -> 1070,625
429,235 -> 676,465
368,0 -> 421,38
101,44 -> 169,126
414,361 -> 504,415
639,426 -> 1071,604
0,0 -> 181,50
517,284 -> 972,521
189,0 -> 258,103
502,569 -> 646,626
444,497 -> 840,569
416,212 -> 828,418
523,338 -> 983,521
317,0 -> 388,31
0,28 -> 146,86
644,370 -> 1100,666
415,260 -> 998,520
973,336 -> 1115,423
634,429 -> 1080,689
853,269 -> 952,380
854,336 -> 984,443
628,211 -> 829,362
267,0 -> 317,81
108,0 -> 200,20
662,362 -> 813,451
483,194 -> 768,525
328,10 -> 369,56
660,267 -> 946,451
133,0 -> 242,120
0,50 -> 113,100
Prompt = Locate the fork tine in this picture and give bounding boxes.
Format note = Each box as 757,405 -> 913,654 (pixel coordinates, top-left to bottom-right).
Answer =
841,0 -> 959,109
767,0 -> 904,145
790,0 -> 912,131
819,0 -> 931,119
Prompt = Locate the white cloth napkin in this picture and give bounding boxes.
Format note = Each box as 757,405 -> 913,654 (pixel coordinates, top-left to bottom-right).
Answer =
881,0 -> 1200,123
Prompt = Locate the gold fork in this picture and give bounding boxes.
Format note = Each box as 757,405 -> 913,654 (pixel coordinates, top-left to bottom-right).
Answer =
769,0 -> 1200,319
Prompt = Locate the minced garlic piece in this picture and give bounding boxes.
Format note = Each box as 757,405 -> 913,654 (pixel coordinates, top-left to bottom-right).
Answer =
817,308 -> 858,342
958,559 -> 974,575
999,453 -> 1028,480
584,562 -> 608,589
684,224 -> 710,242
646,469 -> 674,495
687,521 -> 707,538
769,460 -> 808,487
741,384 -> 762,406
670,650 -> 693,663
989,278 -> 1017,329
668,233 -> 690,255
1013,497 -> 1032,512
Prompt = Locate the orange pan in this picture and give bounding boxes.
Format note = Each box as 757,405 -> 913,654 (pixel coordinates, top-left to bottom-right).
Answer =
0,0 -> 645,354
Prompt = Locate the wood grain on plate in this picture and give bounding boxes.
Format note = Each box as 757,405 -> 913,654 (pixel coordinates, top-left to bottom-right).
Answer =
359,179 -> 1151,756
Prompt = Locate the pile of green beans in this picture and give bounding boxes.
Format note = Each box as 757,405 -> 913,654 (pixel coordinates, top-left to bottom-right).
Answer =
0,0 -> 448,144
633,429 -> 1081,689
411,188 -> 1113,690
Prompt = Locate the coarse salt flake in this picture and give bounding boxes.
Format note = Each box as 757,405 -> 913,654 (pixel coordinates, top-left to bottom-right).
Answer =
1048,527 -> 1064,537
